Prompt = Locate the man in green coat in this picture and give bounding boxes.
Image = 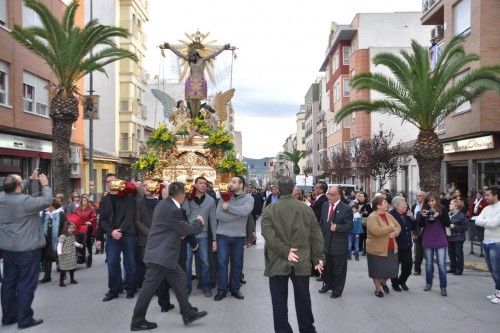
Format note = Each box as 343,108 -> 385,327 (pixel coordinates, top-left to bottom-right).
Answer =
261,176 -> 324,333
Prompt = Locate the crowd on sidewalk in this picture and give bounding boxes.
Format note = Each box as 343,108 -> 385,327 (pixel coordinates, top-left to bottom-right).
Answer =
0,170 -> 499,332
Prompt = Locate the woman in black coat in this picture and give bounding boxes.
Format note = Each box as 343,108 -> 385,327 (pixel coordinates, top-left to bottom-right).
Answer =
40,198 -> 67,283
447,199 -> 468,275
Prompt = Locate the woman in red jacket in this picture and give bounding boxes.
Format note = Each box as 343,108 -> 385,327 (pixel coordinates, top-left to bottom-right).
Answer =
74,195 -> 97,268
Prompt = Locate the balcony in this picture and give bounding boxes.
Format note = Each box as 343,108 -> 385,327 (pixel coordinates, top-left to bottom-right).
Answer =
421,0 -> 444,25
430,40 -> 444,71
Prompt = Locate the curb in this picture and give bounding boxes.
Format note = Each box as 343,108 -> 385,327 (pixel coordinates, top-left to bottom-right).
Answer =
463,261 -> 488,272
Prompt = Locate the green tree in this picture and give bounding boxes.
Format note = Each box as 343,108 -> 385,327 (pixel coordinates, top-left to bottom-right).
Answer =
278,149 -> 306,175
11,0 -> 138,195
335,36 -> 499,192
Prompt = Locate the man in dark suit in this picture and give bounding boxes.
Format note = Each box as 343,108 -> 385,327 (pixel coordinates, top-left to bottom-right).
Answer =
319,186 -> 353,298
310,181 -> 328,223
130,182 -> 208,331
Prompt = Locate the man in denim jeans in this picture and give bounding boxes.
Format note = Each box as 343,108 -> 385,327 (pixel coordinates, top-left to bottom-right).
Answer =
213,176 -> 254,301
0,172 -> 51,329
99,175 -> 138,301
474,186 -> 500,304
184,176 -> 217,297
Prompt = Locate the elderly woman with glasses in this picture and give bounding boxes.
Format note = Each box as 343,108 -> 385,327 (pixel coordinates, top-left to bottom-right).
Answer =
65,192 -> 81,214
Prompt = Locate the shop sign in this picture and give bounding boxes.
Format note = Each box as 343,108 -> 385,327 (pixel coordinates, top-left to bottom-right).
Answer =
0,134 -> 52,153
443,135 -> 494,154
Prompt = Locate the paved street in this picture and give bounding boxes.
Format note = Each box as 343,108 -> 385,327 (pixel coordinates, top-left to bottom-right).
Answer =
3,224 -> 500,333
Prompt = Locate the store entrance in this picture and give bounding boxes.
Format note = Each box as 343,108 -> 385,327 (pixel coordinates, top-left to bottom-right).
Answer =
448,164 -> 469,195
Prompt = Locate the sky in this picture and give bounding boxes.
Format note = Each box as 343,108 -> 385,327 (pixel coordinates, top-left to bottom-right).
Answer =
143,0 -> 422,158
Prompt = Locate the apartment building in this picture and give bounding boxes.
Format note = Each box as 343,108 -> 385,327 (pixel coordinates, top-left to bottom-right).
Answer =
83,0 -> 149,192
422,0 -> 500,193
295,107 -> 306,173
303,82 -> 320,179
0,0 -> 85,192
320,12 -> 432,195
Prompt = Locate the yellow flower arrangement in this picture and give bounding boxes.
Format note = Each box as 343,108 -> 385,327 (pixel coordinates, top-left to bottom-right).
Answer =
132,150 -> 159,172
203,127 -> 234,152
147,124 -> 175,151
219,150 -> 247,175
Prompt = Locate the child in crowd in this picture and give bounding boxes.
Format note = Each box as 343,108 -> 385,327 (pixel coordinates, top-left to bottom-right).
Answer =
348,204 -> 364,261
57,222 -> 83,287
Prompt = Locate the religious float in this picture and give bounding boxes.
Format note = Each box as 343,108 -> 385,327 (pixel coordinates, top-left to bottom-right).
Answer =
132,31 -> 246,192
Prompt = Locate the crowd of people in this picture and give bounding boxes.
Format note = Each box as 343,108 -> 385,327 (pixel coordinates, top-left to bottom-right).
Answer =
0,170 -> 499,332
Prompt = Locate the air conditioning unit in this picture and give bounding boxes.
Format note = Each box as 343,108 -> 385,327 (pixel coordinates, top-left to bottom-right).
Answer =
70,147 -> 80,164
431,25 -> 444,39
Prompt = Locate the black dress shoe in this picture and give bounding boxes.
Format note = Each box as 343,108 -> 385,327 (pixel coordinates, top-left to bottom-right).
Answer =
330,293 -> 341,298
39,277 -> 51,283
231,291 -> 244,299
161,304 -> 175,312
214,292 -> 226,301
413,271 -> 421,276
392,285 -> 402,292
86,255 -> 92,268
126,290 -> 136,299
316,276 -> 324,282
374,290 -> 384,298
400,283 -> 409,291
103,293 -> 118,302
131,320 -> 158,331
381,284 -> 390,294
318,286 -> 331,294
446,269 -> 454,273
454,271 -> 463,275
19,319 -> 43,330
183,311 -> 208,325
1,319 -> 16,326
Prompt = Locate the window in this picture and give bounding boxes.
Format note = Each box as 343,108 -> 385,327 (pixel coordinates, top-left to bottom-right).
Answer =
343,47 -> 351,65
343,78 -> 350,97
0,0 -> 7,27
453,0 -> 471,36
454,69 -> 471,114
121,133 -> 129,151
332,51 -> 339,72
23,71 -> 49,117
0,60 -> 8,105
333,80 -> 341,102
22,3 -> 42,27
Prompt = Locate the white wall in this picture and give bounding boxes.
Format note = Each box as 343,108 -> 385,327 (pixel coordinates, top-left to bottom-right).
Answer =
83,0 -> 120,156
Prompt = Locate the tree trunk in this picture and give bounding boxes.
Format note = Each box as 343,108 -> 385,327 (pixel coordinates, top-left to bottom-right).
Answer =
293,164 -> 300,175
50,92 -> 79,197
413,130 -> 443,193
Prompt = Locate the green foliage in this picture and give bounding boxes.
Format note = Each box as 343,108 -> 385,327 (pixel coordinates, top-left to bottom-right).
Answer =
132,150 -> 159,172
191,117 -> 214,136
219,150 -> 247,175
203,127 -> 234,152
278,149 -> 306,175
147,124 -> 175,151
10,0 -> 138,95
334,35 -> 500,130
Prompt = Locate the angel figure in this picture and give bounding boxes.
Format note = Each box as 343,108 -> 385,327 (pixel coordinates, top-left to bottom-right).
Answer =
160,42 -> 232,118
200,89 -> 235,130
170,100 -> 192,134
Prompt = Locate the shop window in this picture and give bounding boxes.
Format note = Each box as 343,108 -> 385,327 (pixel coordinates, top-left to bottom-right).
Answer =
0,60 -> 8,105
23,71 -> 49,117
0,0 -> 7,27
453,0 -> 471,36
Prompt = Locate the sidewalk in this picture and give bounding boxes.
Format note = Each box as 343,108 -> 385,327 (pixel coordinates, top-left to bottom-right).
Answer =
462,235 -> 488,271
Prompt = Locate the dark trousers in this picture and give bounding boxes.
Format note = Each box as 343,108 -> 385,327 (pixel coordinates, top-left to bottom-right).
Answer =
208,229 -> 218,289
105,235 -> 137,295
216,235 -> 245,293
135,246 -> 146,288
391,248 -> 412,287
323,253 -> 348,296
448,241 -> 464,273
414,239 -> 424,273
269,272 -> 316,333
1,249 -> 41,327
132,263 -> 193,325
157,279 -> 172,309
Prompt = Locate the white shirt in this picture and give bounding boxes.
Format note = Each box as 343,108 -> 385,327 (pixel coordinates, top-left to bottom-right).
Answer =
413,202 -> 422,220
475,202 -> 500,243
172,198 -> 181,209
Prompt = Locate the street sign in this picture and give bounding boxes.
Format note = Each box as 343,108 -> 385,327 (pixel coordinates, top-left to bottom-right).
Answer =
296,174 -> 313,186
83,95 -> 100,119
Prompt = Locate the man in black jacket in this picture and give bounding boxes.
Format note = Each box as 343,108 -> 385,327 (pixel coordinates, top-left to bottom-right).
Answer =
100,176 -> 138,301
131,182 -> 208,331
310,181 -> 328,223
318,186 -> 353,298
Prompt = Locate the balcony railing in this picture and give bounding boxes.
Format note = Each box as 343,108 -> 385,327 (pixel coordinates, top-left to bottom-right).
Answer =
430,40 -> 444,71
422,0 -> 442,14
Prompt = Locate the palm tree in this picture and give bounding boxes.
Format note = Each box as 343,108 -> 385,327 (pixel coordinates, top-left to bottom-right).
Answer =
11,0 -> 138,195
334,36 -> 499,193
278,149 -> 306,175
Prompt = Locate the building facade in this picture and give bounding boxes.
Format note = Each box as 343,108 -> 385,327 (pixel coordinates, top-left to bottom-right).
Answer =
295,107 -> 306,173
422,0 -> 500,194
304,82 -> 321,179
83,0 -> 149,192
320,13 -> 432,196
0,0 -> 85,192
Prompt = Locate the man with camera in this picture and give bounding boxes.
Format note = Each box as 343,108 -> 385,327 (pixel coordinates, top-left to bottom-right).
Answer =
0,171 -> 52,329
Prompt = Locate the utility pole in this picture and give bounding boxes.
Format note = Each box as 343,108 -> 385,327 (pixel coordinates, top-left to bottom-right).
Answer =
88,0 -> 95,201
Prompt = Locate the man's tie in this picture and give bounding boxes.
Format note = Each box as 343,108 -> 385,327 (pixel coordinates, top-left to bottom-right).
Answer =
328,204 -> 335,221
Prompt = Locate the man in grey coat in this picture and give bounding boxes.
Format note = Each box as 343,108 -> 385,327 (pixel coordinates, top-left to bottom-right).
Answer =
214,176 -> 254,301
131,182 -> 208,331
0,171 -> 52,329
